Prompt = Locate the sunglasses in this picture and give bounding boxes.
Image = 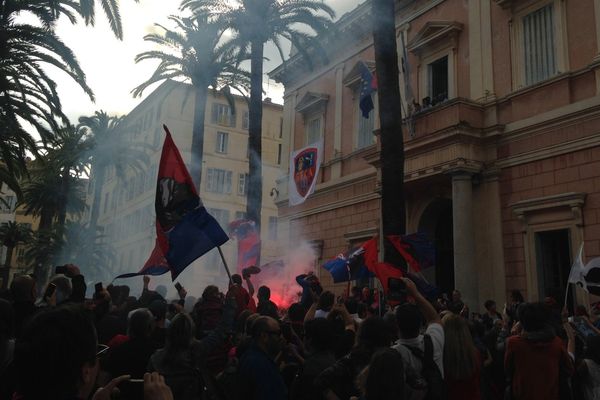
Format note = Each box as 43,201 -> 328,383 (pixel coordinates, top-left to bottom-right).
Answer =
96,344 -> 109,358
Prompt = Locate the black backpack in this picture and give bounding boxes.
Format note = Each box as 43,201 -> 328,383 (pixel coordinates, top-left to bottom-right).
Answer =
402,334 -> 447,400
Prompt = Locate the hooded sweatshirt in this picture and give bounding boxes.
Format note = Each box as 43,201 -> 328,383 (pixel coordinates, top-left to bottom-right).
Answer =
505,327 -> 573,400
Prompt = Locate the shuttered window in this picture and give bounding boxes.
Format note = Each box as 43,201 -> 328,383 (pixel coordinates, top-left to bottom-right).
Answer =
206,168 -> 232,194
211,103 -> 236,127
523,4 -> 557,86
357,107 -> 375,149
306,117 -> 321,145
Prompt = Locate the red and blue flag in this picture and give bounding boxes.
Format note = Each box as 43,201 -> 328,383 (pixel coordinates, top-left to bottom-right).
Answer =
229,219 -> 260,273
116,126 -> 229,280
322,237 -> 378,283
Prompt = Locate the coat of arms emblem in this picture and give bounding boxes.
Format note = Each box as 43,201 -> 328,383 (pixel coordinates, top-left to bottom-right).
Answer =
293,147 -> 318,197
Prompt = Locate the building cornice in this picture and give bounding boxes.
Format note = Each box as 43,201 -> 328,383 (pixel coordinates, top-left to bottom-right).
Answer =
269,0 -> 447,89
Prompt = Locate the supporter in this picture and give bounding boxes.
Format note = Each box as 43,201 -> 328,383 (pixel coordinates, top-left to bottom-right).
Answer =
507,290 -> 525,327
229,275 -> 251,316
392,278 -> 444,400
442,313 -> 481,400
148,299 -> 168,347
291,318 -> 336,400
238,315 -> 287,400
295,271 -> 323,310
0,298 -> 15,399
315,291 -> 334,319
104,308 -> 158,380
148,296 -> 235,400
504,302 -> 574,400
12,304 -> 174,400
482,300 -> 502,331
448,289 -> 464,315
578,335 -> 600,400
287,302 -> 307,337
94,286 -> 123,345
257,286 -> 279,319
355,348 -> 405,400
193,285 -> 224,336
10,275 -> 38,338
315,316 -> 392,400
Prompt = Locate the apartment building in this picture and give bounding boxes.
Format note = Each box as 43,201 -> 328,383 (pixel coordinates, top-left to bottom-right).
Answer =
90,80 -> 284,291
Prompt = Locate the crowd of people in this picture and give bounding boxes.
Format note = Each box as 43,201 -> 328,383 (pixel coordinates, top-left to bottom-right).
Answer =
1,264 -> 600,400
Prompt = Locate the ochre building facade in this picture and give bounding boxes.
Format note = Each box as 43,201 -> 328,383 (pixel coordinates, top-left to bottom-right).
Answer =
270,0 -> 600,311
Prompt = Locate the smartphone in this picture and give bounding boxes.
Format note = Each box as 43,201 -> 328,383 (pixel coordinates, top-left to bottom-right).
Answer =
118,378 -> 144,400
44,283 -> 56,299
174,282 -> 183,292
95,282 -> 103,293
55,265 -> 68,275
388,277 -> 407,303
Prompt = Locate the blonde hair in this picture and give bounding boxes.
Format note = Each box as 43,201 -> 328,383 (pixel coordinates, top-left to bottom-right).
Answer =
442,313 -> 478,381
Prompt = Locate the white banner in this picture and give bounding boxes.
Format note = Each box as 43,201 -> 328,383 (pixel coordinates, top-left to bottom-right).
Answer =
288,140 -> 323,206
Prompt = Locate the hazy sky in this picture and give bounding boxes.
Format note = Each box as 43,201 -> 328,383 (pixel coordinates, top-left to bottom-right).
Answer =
47,0 -> 364,123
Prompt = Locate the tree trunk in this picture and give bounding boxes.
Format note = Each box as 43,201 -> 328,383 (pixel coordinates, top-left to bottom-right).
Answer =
1,245 -> 13,290
190,85 -> 209,190
89,166 -> 106,231
372,0 -> 406,264
57,170 -> 70,228
246,39 -> 264,232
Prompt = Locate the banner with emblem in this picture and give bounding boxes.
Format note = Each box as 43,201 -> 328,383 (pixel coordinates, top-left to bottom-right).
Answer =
289,139 -> 323,206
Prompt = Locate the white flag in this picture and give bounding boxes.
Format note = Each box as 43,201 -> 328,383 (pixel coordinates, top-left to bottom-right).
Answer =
568,244 -> 585,288
288,140 -> 323,206
567,243 -> 600,294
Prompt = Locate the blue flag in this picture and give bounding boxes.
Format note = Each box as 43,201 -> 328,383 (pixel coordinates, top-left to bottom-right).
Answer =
359,62 -> 377,118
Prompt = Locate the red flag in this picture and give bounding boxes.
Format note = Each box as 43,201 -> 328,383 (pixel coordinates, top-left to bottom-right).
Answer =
362,237 -> 379,271
387,235 -> 421,272
369,261 -> 404,294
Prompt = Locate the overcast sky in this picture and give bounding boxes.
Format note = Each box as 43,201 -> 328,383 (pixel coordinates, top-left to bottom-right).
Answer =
47,0 -> 364,123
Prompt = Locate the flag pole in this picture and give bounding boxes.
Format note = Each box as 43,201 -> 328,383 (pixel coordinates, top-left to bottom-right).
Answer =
217,246 -> 233,284
564,283 -> 570,310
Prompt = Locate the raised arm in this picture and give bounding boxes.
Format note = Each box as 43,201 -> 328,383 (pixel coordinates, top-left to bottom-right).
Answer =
402,277 -> 441,325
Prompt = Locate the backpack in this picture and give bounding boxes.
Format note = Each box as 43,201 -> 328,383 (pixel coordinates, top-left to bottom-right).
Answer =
402,334 -> 447,400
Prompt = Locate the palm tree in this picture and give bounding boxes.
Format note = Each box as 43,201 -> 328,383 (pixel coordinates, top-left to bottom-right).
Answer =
0,221 -> 32,289
78,110 -> 149,230
372,0 -> 406,264
56,221 -> 116,283
133,14 -> 250,187
0,0 -> 94,194
20,125 -> 92,232
44,126 -> 94,227
24,228 -> 61,284
38,0 -> 139,40
182,0 -> 335,230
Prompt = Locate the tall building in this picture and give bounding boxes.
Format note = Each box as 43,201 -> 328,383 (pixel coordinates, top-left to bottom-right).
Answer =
89,80 -> 284,291
270,0 -> 600,310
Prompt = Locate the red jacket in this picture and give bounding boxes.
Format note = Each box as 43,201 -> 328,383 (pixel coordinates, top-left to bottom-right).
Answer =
505,333 -> 573,400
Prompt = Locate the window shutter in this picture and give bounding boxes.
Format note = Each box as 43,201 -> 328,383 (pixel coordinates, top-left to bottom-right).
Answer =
211,104 -> 218,123
523,5 -> 556,85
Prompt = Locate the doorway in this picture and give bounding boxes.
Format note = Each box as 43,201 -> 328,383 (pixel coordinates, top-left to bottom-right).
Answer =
534,229 -> 572,307
418,199 -> 454,295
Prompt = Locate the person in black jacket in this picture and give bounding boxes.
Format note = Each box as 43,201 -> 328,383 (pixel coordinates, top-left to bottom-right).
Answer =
315,317 -> 392,400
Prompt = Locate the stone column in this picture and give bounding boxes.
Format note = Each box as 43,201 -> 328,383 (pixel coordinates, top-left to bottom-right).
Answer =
332,66 -> 344,179
452,171 -> 479,310
593,0 -> 600,93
